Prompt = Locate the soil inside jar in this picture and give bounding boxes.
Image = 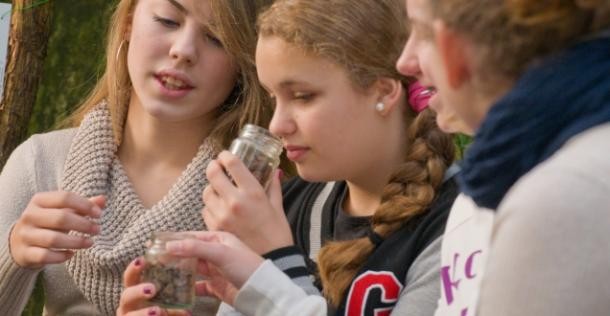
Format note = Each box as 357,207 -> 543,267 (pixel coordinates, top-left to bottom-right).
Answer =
141,262 -> 195,308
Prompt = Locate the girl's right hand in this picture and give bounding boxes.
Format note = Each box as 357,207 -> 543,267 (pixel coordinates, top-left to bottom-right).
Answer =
203,151 -> 294,255
8,191 -> 105,269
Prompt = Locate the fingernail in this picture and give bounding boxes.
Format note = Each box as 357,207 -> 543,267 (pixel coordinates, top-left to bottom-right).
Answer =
148,307 -> 158,316
143,285 -> 153,295
134,258 -> 142,267
166,241 -> 182,254
278,169 -> 284,179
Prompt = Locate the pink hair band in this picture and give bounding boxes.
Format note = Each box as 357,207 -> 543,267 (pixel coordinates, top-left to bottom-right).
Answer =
408,81 -> 433,113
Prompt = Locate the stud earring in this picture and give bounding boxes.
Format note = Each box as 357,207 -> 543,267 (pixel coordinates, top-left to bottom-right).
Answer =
375,102 -> 385,112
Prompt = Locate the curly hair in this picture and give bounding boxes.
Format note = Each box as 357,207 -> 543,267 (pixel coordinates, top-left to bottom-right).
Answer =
428,0 -> 610,85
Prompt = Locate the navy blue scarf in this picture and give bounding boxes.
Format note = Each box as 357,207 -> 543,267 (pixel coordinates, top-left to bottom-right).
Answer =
459,35 -> 610,210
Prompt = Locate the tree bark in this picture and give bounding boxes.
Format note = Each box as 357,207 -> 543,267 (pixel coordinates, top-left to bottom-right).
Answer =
0,0 -> 52,168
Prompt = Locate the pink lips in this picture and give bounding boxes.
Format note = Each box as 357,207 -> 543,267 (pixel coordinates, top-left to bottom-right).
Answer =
154,70 -> 195,99
285,145 -> 309,161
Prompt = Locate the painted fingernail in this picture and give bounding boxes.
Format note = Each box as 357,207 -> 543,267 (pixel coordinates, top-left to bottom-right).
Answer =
148,308 -> 158,316
134,258 -> 142,267
143,285 -> 153,295
278,169 -> 284,179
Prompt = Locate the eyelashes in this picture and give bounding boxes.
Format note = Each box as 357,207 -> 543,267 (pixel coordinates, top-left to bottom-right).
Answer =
153,15 -> 179,28
293,92 -> 314,101
153,15 -> 224,48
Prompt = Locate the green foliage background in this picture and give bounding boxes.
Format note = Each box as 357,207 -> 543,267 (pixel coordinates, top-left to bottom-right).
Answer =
29,0 -> 118,135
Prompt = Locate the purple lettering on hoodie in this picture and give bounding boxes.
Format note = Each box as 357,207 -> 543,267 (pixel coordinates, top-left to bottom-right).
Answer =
440,250 -> 483,305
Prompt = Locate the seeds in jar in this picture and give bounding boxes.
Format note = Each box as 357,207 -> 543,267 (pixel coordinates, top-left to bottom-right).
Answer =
141,261 -> 195,308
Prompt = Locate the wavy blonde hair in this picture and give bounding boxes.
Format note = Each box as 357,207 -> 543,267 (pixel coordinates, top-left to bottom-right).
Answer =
65,0 -> 275,149
258,0 -> 455,306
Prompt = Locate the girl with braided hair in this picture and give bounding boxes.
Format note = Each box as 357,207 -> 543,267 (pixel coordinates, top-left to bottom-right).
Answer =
120,0 -> 459,315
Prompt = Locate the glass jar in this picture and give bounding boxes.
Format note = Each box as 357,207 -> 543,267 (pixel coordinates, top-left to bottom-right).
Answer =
229,124 -> 283,189
141,231 -> 197,309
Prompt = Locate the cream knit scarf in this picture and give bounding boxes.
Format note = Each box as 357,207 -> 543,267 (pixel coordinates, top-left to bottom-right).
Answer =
61,104 -> 214,315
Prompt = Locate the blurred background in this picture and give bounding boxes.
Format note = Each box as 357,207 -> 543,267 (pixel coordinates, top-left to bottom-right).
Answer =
0,0 -> 117,136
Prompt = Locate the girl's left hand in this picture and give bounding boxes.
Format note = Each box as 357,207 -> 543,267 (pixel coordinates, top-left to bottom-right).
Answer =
202,151 -> 293,254
117,258 -> 189,316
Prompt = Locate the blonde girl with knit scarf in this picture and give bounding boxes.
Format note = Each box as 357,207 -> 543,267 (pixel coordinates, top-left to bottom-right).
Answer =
0,0 -> 282,315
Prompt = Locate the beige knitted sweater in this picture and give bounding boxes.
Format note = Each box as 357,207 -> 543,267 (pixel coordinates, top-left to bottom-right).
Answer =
0,107 -> 219,315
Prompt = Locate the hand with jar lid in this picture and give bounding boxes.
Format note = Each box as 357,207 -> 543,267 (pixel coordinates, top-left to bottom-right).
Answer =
203,135 -> 294,255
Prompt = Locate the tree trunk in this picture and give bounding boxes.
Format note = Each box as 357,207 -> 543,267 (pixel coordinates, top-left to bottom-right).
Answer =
0,0 -> 52,168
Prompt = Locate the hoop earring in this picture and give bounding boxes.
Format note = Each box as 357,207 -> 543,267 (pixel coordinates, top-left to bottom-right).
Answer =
375,102 -> 385,112
116,39 -> 127,61
114,39 -> 129,115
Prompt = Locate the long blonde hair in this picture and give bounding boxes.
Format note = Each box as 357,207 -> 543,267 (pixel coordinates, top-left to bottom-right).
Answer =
65,0 -> 275,149
258,0 -> 455,306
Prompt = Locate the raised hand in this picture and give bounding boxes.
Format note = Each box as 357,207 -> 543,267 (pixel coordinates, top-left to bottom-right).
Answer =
202,151 -> 293,254
9,192 -> 105,269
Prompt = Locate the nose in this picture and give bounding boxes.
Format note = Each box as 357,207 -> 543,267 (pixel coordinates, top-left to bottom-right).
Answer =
396,37 -> 421,77
268,100 -> 296,139
169,27 -> 199,65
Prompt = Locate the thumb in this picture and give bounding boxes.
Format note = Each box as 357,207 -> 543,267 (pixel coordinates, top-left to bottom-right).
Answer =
268,169 -> 284,211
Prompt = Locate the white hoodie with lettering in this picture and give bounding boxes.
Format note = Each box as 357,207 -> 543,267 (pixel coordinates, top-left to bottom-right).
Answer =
434,194 -> 494,316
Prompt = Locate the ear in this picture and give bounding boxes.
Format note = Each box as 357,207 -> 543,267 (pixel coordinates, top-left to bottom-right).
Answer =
433,20 -> 472,89
374,77 -> 404,116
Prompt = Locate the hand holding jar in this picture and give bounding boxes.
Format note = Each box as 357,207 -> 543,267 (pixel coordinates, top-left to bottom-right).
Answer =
202,124 -> 294,255
117,231 -> 196,316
